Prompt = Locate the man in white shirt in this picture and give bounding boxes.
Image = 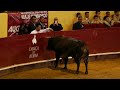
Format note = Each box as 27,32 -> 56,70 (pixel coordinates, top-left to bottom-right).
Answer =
82,12 -> 91,24
30,23 -> 53,34
95,11 -> 102,20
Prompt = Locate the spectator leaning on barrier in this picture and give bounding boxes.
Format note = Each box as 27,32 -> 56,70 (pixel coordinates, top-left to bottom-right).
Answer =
30,23 -> 53,34
72,16 -> 84,30
91,15 -> 103,24
27,16 -> 37,34
82,12 -> 91,24
36,16 -> 46,29
103,16 -> 114,28
49,17 -> 63,31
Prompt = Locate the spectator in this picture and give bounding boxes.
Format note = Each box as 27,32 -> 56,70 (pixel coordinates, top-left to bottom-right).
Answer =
31,23 -> 53,34
112,11 -> 120,23
36,16 -> 46,29
49,17 -> 63,31
103,16 -> 114,27
91,15 -> 103,24
105,11 -> 112,22
73,12 -> 82,23
72,16 -> 84,30
76,12 -> 82,18
82,12 -> 91,24
18,21 -> 29,35
106,11 -> 110,17
27,16 -> 37,34
95,11 -> 102,20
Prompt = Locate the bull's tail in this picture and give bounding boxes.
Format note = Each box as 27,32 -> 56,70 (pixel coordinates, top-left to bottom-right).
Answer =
77,40 -> 89,58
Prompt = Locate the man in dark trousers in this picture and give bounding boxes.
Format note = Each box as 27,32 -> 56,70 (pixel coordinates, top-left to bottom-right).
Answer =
50,17 -> 63,31
72,16 -> 84,30
27,16 -> 37,34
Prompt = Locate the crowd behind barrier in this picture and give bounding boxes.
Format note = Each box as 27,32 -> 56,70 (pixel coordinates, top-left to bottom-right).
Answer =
83,23 -> 120,29
0,27 -> 120,69
7,11 -> 120,37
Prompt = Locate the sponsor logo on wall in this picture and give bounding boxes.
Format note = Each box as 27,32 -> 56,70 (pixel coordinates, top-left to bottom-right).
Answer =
29,35 -> 39,59
8,11 -> 48,37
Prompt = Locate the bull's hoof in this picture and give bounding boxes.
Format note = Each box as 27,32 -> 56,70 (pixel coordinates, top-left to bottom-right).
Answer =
55,65 -> 58,68
85,71 -> 88,74
76,71 -> 79,74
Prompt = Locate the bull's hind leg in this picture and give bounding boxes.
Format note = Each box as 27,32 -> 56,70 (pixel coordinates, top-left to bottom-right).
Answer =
75,58 -> 81,74
84,56 -> 88,74
63,57 -> 68,70
54,53 -> 60,68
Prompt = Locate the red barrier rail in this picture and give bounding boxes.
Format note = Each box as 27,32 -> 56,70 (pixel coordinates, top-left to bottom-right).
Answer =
0,27 -> 120,69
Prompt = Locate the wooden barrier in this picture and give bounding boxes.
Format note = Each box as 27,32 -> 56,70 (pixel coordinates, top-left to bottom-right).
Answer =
0,27 -> 120,71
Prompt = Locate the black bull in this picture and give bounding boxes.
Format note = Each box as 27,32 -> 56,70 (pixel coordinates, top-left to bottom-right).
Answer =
47,36 -> 89,74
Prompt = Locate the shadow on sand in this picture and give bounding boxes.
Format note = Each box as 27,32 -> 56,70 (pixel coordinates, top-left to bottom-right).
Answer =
48,66 -> 85,75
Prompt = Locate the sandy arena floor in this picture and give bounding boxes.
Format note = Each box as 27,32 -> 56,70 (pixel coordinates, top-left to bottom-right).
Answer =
0,58 -> 120,79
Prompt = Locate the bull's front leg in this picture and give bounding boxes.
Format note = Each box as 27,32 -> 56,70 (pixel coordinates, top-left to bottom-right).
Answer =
54,53 -> 60,68
84,57 -> 88,74
63,57 -> 68,70
75,58 -> 81,74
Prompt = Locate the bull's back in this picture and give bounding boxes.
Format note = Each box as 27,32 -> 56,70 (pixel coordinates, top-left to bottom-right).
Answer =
47,36 -> 65,50
47,36 -> 84,52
